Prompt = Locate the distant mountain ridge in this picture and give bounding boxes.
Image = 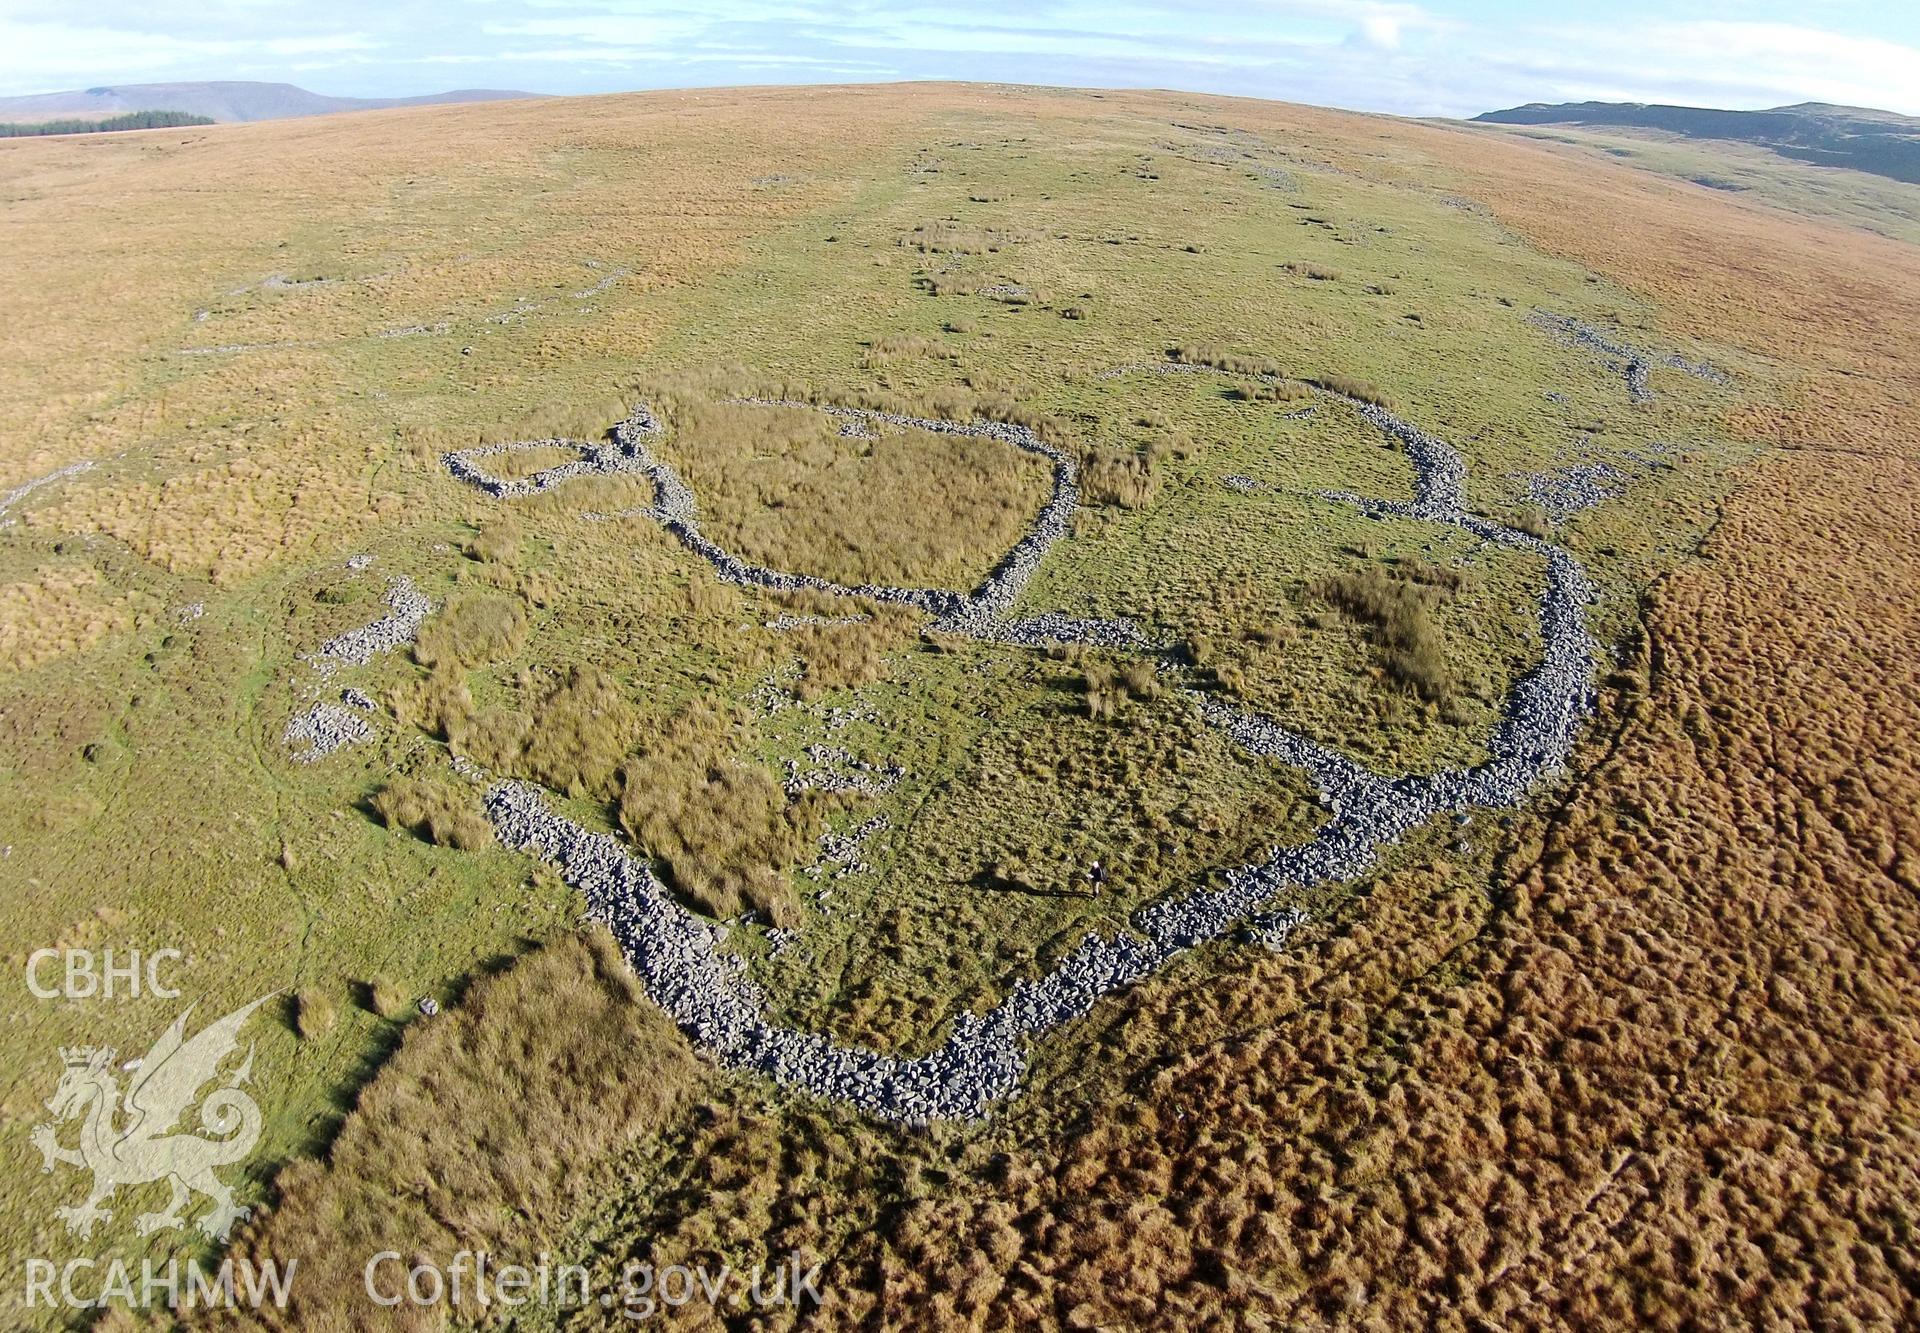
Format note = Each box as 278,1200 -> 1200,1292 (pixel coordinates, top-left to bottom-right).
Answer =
1472,100 -> 1920,185
0,81 -> 539,126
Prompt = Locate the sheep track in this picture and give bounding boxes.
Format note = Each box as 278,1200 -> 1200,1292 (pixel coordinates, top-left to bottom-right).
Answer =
443,379 -> 1604,1122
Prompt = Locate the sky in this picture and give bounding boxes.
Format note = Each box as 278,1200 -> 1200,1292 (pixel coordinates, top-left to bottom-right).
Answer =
1,0 -> 1916,118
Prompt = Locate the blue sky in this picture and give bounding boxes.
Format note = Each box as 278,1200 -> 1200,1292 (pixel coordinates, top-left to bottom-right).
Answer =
2,1 -> 1916,117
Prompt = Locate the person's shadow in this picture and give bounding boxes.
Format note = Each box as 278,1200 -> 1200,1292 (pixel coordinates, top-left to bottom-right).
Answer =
969,867 -> 1083,899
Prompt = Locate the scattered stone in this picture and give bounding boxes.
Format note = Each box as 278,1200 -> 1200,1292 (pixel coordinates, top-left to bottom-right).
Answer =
283,702 -> 371,762
377,322 -> 450,340
765,612 -> 871,632
785,747 -> 904,798
1525,461 -> 1626,519
802,814 -> 889,882
306,576 -> 432,676
0,459 -> 95,522
572,263 -> 630,298
750,661 -> 805,716
1528,310 -> 1726,402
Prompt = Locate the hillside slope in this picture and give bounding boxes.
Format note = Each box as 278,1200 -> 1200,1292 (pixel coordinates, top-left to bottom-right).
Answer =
1474,99 -> 1920,184
0,84 -> 1914,1328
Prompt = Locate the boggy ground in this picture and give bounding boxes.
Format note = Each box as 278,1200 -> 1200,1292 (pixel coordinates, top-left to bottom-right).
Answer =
1,84 -> 1912,1329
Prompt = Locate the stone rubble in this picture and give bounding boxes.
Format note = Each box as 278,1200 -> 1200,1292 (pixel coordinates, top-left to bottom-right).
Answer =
470,376 -> 1605,1122
1528,310 -> 1727,402
1525,460 -> 1627,519
572,263 -> 630,299
1094,361 -> 1214,382
765,612 -> 872,632
0,459 -> 95,523
441,426 -> 656,500
376,322 -> 451,340
306,576 -> 432,676
284,701 -> 372,762
784,745 -> 905,798
749,660 -> 805,716
802,814 -> 890,882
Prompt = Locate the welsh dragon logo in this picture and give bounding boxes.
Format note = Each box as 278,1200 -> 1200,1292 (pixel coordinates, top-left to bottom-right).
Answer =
31,995 -> 272,1242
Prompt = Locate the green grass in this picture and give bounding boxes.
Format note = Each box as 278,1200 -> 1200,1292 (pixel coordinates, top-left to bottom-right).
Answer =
0,95 -> 1761,1309
729,636 -> 1320,1053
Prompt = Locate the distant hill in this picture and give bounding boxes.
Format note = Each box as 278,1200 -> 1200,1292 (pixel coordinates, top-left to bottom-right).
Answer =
1472,101 -> 1920,185
0,81 -> 539,126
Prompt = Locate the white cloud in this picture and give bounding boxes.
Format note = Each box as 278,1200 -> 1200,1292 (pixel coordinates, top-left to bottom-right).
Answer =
0,18 -> 380,91
0,4 -> 1912,119
1485,20 -> 1920,114
1360,16 -> 1401,49
264,34 -> 380,55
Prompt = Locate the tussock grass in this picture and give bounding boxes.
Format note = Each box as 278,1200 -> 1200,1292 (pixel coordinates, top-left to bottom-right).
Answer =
619,704 -> 817,923
862,333 -> 955,367
364,975 -> 406,1019
0,563 -> 131,671
1309,565 -> 1455,701
215,931 -> 703,1331
369,775 -> 495,850
495,665 -> 638,800
1512,506 -> 1554,538
466,518 -> 520,564
1169,342 -> 1282,378
1078,658 -> 1160,719
643,392 -> 1053,589
902,220 -> 1011,254
1311,371 -> 1395,407
923,273 -> 983,297
293,988 -> 336,1041
412,591 -> 527,670
1081,448 -> 1161,509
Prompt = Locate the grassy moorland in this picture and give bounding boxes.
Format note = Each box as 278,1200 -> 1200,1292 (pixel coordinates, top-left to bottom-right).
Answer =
1471,120 -> 1920,246
0,83 -> 1911,1330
